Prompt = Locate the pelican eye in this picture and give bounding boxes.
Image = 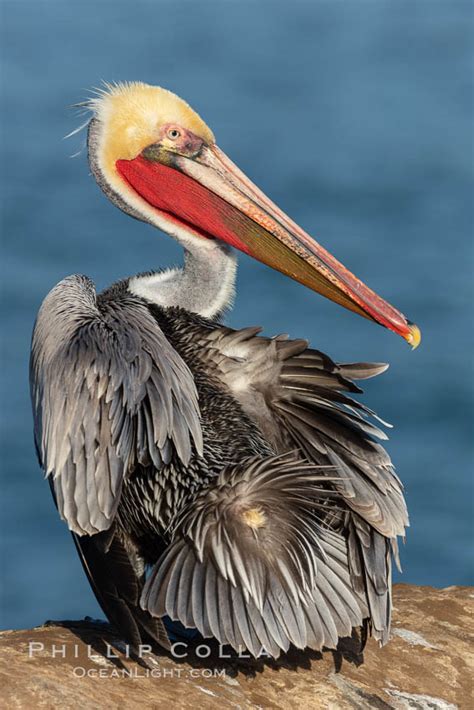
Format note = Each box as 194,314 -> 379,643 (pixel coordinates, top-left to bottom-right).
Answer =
167,128 -> 181,140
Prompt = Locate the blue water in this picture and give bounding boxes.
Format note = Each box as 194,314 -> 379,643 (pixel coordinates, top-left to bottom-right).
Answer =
1,1 -> 473,631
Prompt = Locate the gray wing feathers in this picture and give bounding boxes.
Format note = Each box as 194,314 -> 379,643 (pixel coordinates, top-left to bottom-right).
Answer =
200,325 -> 407,538
196,324 -> 408,644
30,275 -> 202,535
348,516 -> 393,645
142,454 -> 366,658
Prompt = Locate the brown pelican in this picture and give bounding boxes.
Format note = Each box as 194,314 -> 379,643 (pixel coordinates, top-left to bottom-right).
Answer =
30,82 -> 420,659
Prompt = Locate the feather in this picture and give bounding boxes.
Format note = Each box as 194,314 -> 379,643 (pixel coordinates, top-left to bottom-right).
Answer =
142,453 -> 365,658
192,322 -> 408,646
30,275 -> 202,535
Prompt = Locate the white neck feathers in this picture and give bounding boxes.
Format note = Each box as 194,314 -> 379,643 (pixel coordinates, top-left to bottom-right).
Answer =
128,244 -> 237,320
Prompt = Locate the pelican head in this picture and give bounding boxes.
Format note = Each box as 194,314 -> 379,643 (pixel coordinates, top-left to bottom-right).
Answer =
87,81 -> 420,347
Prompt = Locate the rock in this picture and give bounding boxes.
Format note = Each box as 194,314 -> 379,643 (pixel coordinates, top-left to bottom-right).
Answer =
1,584 -> 472,709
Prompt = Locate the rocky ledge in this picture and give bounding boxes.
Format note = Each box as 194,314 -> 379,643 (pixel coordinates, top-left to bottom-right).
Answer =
1,584 -> 472,709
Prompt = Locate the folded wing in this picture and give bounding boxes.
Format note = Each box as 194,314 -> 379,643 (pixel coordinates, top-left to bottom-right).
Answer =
30,275 -> 203,536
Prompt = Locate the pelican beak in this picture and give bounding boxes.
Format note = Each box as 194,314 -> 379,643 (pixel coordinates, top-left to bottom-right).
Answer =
116,141 -> 421,348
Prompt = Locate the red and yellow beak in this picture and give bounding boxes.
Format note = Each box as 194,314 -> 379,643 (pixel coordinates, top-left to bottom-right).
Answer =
116,138 -> 420,348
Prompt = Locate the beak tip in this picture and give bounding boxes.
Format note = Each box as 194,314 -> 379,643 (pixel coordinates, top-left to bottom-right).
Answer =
405,321 -> 421,350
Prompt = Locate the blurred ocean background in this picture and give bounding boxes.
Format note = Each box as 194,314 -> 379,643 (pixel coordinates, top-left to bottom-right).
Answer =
1,1 -> 472,631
